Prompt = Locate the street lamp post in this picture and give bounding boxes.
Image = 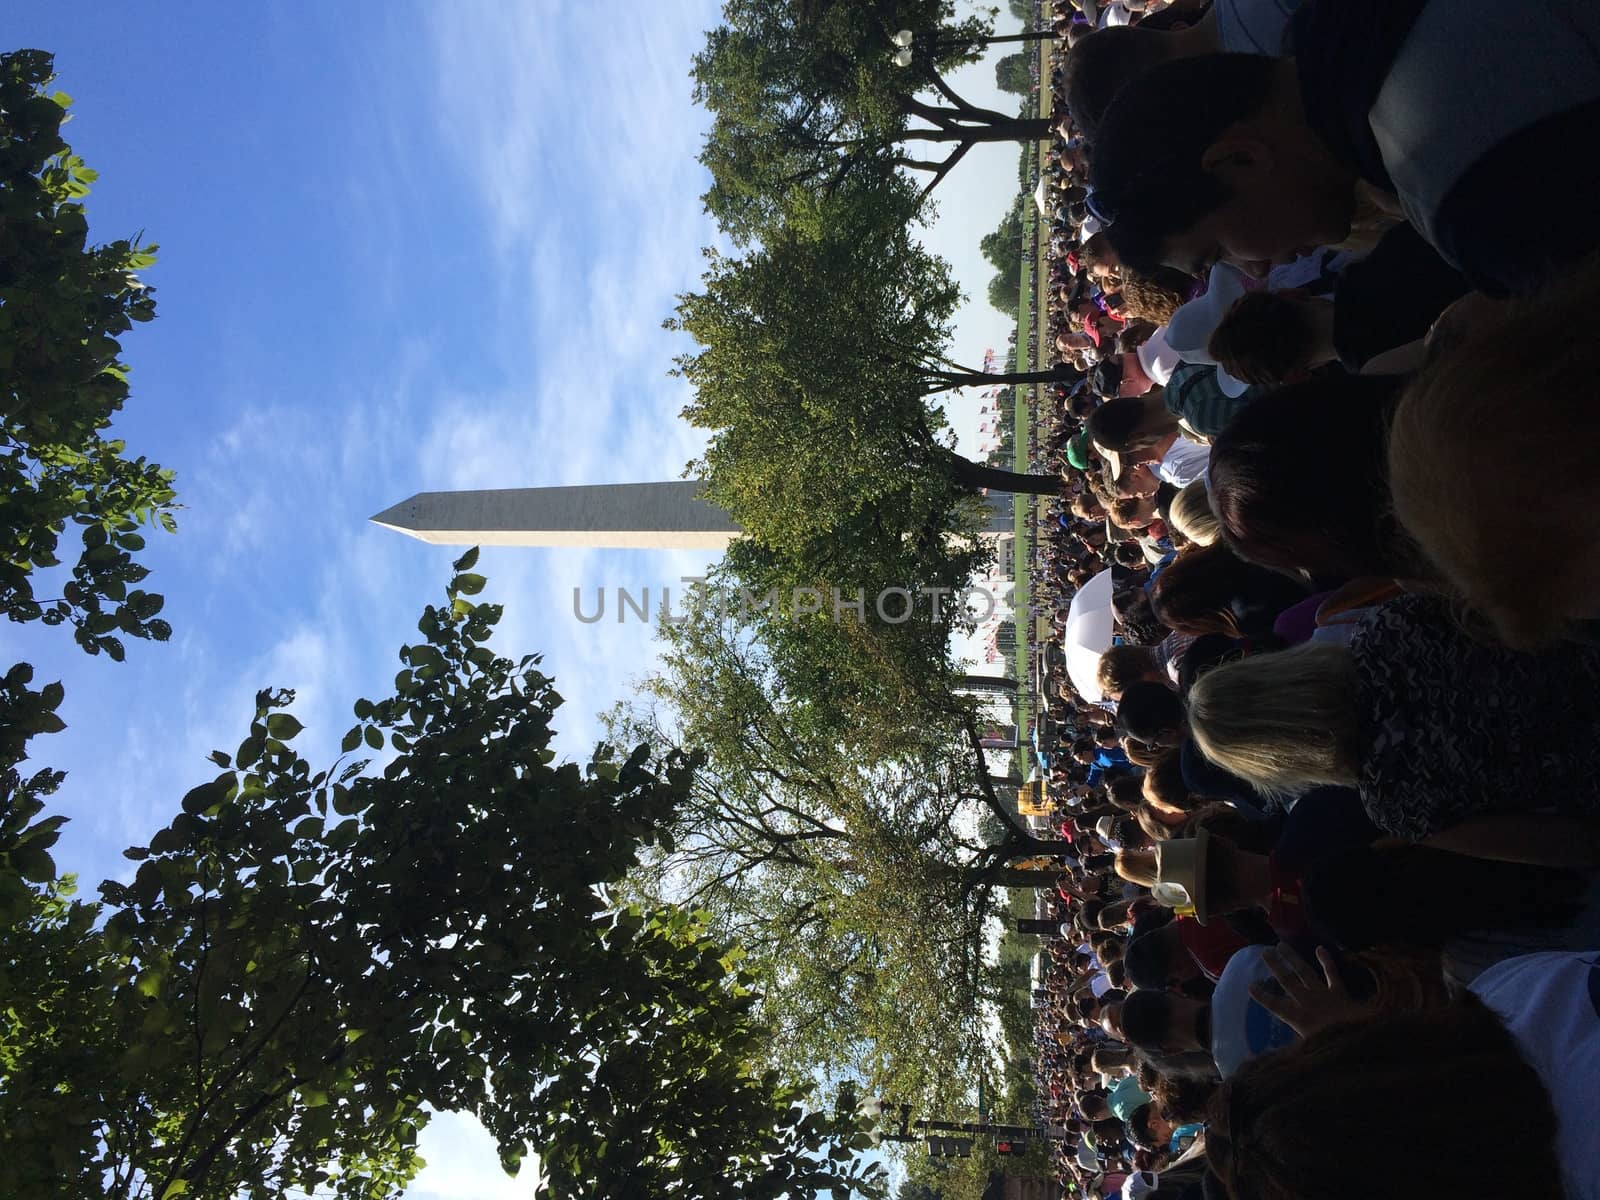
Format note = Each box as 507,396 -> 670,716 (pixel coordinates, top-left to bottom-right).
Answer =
888,23 -> 1057,67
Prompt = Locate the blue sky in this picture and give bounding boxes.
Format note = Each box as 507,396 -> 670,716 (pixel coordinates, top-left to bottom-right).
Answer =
7,2 -> 1028,1193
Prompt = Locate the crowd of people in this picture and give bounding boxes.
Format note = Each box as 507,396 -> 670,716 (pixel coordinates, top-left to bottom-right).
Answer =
1009,1 -> 1600,1197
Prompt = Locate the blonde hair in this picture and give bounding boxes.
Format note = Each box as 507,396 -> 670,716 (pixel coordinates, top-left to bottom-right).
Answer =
1134,800 -> 1231,843
1114,847 -> 1157,887
1168,479 -> 1220,546
1185,644 -> 1362,800
1390,255 -> 1600,649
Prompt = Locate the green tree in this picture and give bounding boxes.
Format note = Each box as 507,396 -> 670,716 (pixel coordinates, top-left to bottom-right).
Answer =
0,50 -> 176,662
0,558 -> 883,1200
608,597 -> 1079,1110
994,51 -> 1033,96
675,177 -> 1065,720
694,0 -> 1052,241
676,176 -> 1063,557
986,272 -> 1019,317
981,196 -> 1025,317
981,198 -> 1025,282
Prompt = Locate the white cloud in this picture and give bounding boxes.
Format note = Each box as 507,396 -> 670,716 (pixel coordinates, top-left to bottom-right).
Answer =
409,1110 -> 539,1200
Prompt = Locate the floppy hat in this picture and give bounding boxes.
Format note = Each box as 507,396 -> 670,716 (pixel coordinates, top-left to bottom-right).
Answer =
1165,263 -> 1254,398
1152,827 -> 1211,923
1092,440 -> 1124,481
1095,815 -> 1117,842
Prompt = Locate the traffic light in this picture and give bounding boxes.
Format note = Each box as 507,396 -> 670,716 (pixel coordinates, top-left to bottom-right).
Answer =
927,1136 -> 974,1158
996,1138 -> 1022,1156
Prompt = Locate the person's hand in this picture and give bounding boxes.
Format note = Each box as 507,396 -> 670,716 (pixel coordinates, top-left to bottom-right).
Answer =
1247,943 -> 1374,1038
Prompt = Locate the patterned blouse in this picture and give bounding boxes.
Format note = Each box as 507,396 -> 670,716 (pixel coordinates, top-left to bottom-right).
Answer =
1349,594 -> 1600,839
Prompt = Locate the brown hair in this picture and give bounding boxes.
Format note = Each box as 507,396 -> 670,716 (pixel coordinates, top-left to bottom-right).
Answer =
1096,644 -> 1161,697
1119,271 -> 1188,324
1207,291 -> 1319,386
1208,996 -> 1563,1200
1390,255 -> 1600,648
1140,748 -> 1192,810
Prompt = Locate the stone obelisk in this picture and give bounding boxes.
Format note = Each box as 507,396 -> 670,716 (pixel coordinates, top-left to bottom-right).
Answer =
371,481 -> 1014,549
369,481 -> 742,550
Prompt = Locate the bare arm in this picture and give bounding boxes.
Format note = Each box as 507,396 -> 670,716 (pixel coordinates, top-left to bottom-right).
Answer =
1423,812 -> 1600,867
1359,338 -> 1428,377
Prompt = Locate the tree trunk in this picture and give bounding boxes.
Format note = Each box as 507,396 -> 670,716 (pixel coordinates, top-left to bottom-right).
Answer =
905,117 -> 1054,144
945,452 -> 1062,496
924,367 -> 1080,393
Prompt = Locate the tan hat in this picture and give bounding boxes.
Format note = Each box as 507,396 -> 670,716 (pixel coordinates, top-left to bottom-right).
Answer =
1092,440 -> 1124,481
1153,828 -> 1211,924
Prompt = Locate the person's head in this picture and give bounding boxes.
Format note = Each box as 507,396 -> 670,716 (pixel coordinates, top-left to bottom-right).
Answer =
1097,644 -> 1164,699
1064,25 -> 1184,140
1071,491 -> 1108,522
1117,680 -> 1186,747
1111,494 -> 1159,532
1072,736 -> 1100,765
1185,644 -> 1361,800
1150,542 -> 1310,640
1078,1087 -> 1112,1121
1119,271 -> 1189,324
1115,847 -> 1157,887
1098,897 -> 1136,929
1207,998 -> 1561,1200
1166,479 -> 1219,547
1087,394 -> 1183,464
1120,988 -> 1209,1056
1081,230 -> 1120,278
1115,540 -> 1149,570
1123,913 -> 1203,991
1106,772 -> 1146,814
1389,256 -> 1600,648
1125,1103 -> 1177,1153
1090,54 -> 1357,277
1112,460 -> 1160,500
1113,586 -> 1167,647
1140,748 -> 1192,812
1207,290 -> 1323,386
1091,356 -> 1126,400
1099,1001 -> 1125,1040
1209,374 -> 1413,582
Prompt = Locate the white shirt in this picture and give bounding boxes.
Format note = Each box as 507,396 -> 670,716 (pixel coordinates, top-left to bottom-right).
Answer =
1097,3 -> 1133,28
1471,951 -> 1600,1200
1136,324 -> 1182,387
1155,437 -> 1211,488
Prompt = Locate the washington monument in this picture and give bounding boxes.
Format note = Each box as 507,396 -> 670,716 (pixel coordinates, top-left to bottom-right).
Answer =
370,481 -> 1014,549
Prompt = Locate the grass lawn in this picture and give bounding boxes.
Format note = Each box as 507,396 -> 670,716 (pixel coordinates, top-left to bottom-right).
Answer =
1009,42 -> 1055,776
